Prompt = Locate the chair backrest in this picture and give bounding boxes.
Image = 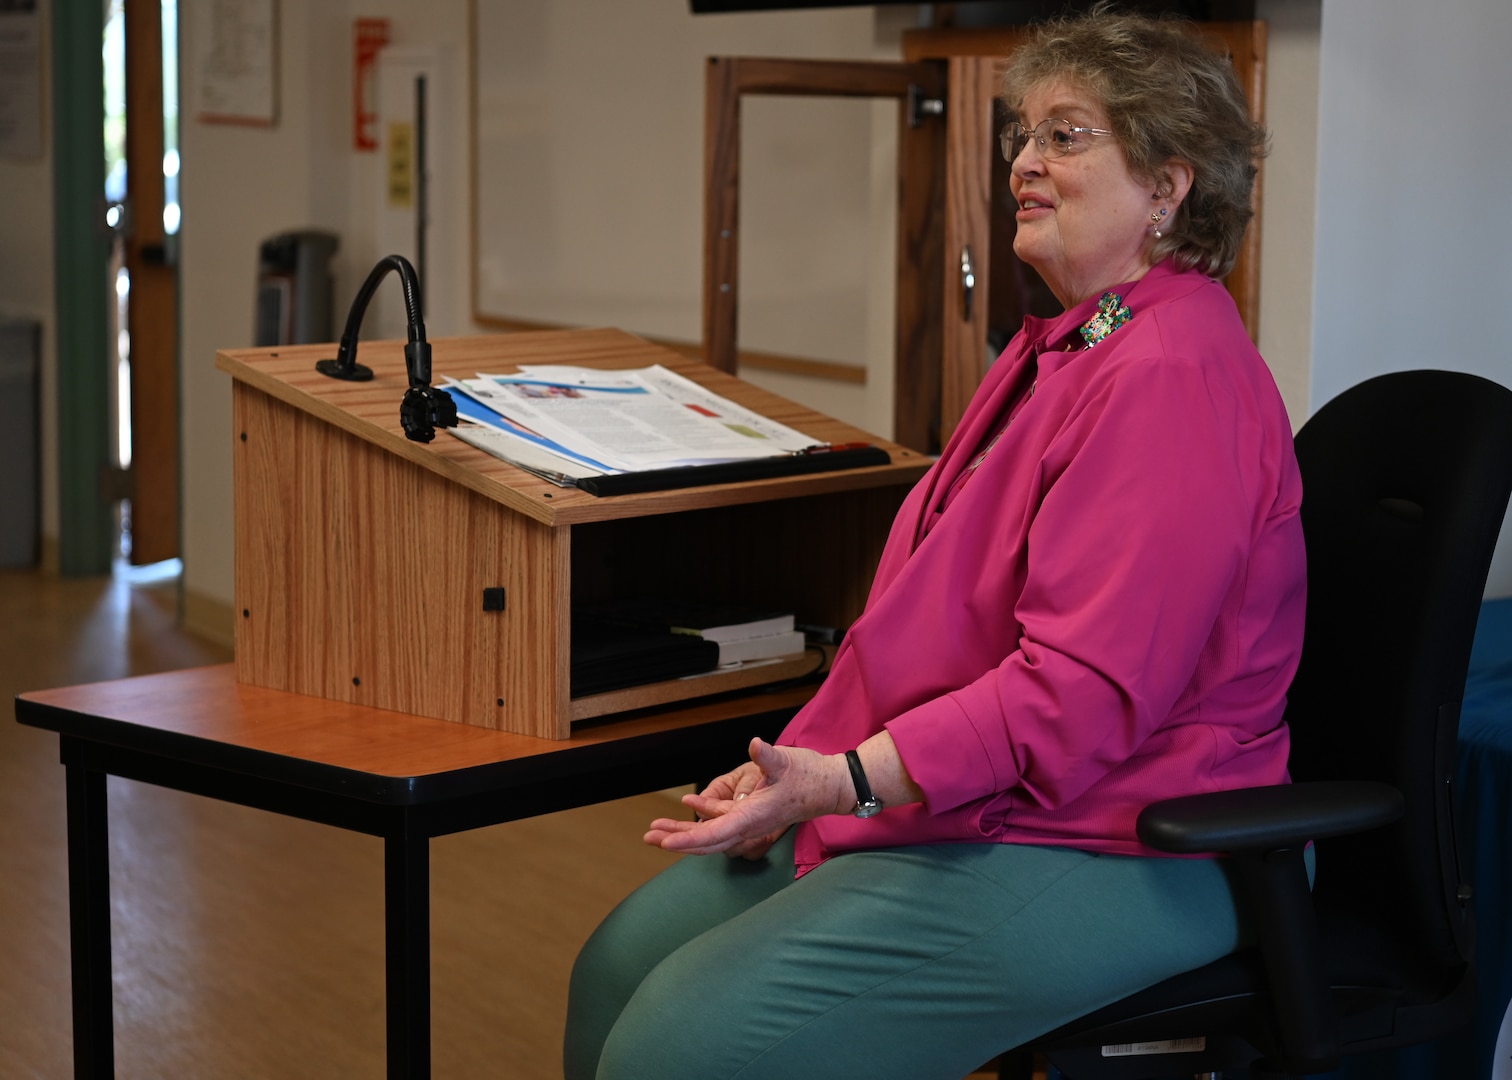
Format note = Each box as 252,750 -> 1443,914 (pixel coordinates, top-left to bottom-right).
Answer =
1286,369 -> 1512,984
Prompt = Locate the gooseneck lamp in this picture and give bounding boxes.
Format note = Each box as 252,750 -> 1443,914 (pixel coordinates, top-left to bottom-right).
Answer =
315,254 -> 459,443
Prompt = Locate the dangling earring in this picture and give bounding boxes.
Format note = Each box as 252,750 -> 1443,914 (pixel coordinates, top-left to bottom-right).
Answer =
1150,207 -> 1169,238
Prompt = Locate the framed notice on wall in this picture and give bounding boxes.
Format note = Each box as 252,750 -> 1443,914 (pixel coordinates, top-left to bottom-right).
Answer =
195,0 -> 278,126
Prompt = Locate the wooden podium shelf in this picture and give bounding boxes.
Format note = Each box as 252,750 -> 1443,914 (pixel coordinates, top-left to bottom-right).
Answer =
217,327 -> 930,738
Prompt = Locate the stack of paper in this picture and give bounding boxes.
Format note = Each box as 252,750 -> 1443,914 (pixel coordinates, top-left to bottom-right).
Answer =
443,365 -> 819,487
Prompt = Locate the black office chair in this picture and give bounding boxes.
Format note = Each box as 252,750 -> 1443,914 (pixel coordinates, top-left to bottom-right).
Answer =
998,369 -> 1512,1080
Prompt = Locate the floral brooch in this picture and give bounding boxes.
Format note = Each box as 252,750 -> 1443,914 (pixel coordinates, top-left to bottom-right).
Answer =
1079,292 -> 1133,349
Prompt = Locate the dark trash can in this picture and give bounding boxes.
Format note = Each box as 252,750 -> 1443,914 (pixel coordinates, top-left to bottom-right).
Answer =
254,229 -> 340,346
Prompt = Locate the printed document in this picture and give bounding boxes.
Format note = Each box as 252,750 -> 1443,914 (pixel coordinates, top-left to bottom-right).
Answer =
444,365 -> 819,483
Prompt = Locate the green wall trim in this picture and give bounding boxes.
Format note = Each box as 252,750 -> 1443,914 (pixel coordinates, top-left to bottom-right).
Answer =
52,0 -> 115,576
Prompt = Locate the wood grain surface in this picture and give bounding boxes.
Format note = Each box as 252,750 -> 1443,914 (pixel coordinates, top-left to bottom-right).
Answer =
220,329 -> 928,736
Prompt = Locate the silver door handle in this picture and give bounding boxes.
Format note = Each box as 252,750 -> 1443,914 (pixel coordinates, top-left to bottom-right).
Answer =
960,245 -> 975,321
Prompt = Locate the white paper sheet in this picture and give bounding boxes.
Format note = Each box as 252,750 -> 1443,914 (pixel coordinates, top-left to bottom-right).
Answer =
453,365 -> 818,473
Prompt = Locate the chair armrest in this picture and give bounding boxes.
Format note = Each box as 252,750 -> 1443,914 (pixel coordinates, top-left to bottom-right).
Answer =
1135,781 -> 1402,1072
1136,780 -> 1404,855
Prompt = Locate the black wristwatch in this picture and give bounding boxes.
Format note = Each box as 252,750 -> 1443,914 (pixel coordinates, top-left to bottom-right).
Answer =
845,750 -> 884,818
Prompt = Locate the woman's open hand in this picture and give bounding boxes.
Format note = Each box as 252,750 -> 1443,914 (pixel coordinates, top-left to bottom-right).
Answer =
644,738 -> 852,859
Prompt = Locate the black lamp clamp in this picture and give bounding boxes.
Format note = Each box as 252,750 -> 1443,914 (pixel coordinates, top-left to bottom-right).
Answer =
315,253 -> 459,443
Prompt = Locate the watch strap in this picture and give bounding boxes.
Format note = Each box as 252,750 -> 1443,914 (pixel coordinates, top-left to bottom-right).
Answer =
844,749 -> 882,817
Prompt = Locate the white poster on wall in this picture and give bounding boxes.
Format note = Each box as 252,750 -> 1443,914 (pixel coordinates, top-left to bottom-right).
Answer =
195,0 -> 278,126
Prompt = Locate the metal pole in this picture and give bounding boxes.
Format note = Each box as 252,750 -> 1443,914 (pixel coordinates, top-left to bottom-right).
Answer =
414,74 -> 427,316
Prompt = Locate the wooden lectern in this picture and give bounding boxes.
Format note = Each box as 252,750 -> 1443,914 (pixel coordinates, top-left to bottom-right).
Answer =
216,327 -> 931,739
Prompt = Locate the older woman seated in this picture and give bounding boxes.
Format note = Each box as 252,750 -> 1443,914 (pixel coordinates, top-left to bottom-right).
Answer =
563,8 -> 1302,1079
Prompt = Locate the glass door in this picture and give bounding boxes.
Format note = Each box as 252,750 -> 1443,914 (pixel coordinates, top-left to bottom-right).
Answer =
702,56 -> 948,453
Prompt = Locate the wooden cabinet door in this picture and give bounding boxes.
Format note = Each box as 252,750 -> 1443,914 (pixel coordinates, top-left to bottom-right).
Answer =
702,57 -> 948,453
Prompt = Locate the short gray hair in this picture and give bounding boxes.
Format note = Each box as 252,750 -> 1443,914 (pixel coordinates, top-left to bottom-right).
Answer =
1000,5 -> 1268,278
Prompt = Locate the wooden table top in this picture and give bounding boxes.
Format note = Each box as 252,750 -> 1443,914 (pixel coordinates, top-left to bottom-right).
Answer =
15,665 -> 811,803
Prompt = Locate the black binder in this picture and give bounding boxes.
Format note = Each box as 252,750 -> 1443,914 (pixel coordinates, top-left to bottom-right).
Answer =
576,444 -> 891,496
570,614 -> 722,697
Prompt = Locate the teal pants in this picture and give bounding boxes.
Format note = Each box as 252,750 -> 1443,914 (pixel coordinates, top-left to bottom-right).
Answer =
564,833 -> 1257,1080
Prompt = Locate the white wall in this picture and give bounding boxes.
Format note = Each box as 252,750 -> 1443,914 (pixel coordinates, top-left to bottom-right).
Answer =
0,0 -> 56,549
180,2 -> 323,635
1311,0 -> 1512,595
1253,0 -> 1320,430
178,0 -> 474,639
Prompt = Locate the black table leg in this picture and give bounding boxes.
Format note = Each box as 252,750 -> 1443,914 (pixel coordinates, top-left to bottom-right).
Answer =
385,814 -> 430,1079
64,742 -> 114,1079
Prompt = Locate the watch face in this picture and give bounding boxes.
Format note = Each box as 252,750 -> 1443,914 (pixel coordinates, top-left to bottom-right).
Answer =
853,799 -> 884,819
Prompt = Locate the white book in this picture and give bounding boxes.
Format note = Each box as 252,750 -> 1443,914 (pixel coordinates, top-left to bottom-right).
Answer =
715,630 -> 808,667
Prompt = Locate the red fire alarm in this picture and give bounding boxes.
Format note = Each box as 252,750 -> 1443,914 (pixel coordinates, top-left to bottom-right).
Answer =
353,18 -> 391,151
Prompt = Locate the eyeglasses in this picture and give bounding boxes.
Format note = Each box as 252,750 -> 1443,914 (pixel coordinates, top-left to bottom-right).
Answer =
1000,118 -> 1115,163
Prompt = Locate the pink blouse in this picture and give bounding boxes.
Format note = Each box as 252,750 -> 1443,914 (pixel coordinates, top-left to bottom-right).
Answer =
778,262 -> 1306,876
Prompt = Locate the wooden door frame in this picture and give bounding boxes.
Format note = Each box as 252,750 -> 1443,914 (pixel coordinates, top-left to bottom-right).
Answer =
940,54 -> 1000,449
702,56 -> 948,453
124,0 -> 180,566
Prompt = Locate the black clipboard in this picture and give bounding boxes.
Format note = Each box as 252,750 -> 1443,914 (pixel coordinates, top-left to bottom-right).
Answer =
575,445 -> 892,496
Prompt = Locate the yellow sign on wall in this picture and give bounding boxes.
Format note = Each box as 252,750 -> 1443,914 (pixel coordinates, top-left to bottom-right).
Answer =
387,122 -> 414,207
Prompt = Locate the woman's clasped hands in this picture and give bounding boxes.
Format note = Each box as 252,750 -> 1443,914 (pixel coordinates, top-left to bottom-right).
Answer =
644,738 -> 853,860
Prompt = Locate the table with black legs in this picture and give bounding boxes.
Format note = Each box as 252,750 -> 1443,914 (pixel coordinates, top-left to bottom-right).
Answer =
15,663 -> 804,1080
